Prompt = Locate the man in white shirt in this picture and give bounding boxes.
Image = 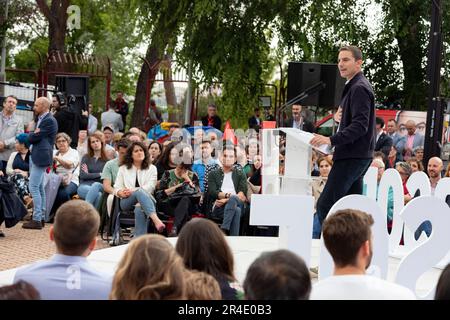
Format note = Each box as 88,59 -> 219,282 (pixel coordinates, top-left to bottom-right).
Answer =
14,200 -> 112,299
310,209 -> 416,300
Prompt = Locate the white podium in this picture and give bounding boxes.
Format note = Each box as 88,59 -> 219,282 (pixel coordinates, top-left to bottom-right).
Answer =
260,128 -> 314,196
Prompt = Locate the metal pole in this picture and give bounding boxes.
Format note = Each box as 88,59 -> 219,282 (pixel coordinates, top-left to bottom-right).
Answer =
0,0 -> 9,97
423,0 -> 444,167
184,60 -> 192,125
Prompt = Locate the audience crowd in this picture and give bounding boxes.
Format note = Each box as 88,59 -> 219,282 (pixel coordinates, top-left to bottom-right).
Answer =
1,94 -> 449,300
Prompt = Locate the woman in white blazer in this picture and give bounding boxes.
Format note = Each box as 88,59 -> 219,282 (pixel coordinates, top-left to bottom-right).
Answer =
114,141 -> 165,237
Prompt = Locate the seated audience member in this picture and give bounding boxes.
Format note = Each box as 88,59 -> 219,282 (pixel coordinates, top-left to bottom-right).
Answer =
396,162 -> 413,204
155,145 -> 200,237
155,141 -> 179,180
148,141 -> 162,163
14,200 -> 112,299
312,156 -> 332,207
413,146 -> 424,164
235,144 -> 249,172
208,145 -> 247,236
185,270 -> 222,300
85,139 -> 130,212
176,218 -> 244,300
114,141 -> 165,237
445,163 -> 450,178
77,132 -> 109,202
76,129 -> 88,159
243,138 -> 259,178
6,133 -> 32,207
435,263 -> 450,300
407,157 -> 424,173
243,249 -> 311,300
0,281 -> 40,300
110,234 -> 186,300
386,146 -> 398,168
192,139 -> 220,193
50,133 -> 80,220
368,159 -> 394,233
102,126 -> 117,157
310,209 -> 416,300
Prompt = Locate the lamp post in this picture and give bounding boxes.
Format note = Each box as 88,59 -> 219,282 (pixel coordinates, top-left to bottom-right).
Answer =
0,0 -> 9,97
423,0 -> 444,167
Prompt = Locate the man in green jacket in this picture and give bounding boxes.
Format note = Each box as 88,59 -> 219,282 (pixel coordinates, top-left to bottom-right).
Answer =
208,145 -> 247,236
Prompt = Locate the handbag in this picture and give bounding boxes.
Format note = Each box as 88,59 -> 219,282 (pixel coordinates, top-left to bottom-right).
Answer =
168,182 -> 201,200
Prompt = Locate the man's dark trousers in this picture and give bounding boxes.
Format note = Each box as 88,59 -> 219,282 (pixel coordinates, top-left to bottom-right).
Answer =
313,158 -> 372,238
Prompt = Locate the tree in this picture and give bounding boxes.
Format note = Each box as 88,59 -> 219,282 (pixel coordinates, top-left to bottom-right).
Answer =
36,0 -> 70,54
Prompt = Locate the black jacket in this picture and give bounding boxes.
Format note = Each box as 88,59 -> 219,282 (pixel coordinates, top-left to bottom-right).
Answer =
375,132 -> 393,159
0,177 -> 27,228
54,106 -> 88,148
201,115 -> 222,131
330,72 -> 375,160
283,118 -> 315,133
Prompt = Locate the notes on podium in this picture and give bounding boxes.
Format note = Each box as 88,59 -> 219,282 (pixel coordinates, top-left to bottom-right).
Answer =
281,128 -> 332,155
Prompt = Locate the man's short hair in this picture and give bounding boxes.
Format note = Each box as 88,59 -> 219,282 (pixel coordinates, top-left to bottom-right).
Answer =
322,209 -> 374,268
53,200 -> 100,256
207,103 -> 216,109
243,249 -> 311,300
339,45 -> 363,61
6,95 -> 18,103
375,117 -> 385,128
387,119 -> 397,125
116,138 -> 131,150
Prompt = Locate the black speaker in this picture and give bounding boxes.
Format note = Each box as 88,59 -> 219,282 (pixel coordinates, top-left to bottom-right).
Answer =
287,62 -> 346,109
319,64 -> 346,108
287,62 -> 321,106
55,75 -> 89,111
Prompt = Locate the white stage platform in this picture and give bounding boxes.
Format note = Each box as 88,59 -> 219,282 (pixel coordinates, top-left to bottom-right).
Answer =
0,237 -> 443,299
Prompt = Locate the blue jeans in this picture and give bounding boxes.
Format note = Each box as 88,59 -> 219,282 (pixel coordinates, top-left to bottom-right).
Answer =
80,182 -> 103,209
50,182 -> 78,218
29,157 -> 47,222
314,158 -> 372,238
212,195 -> 243,236
119,189 -> 156,238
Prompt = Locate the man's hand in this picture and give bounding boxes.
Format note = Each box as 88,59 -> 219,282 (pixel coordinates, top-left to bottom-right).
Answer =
82,110 -> 88,117
215,199 -> 228,207
237,192 -> 247,203
34,128 -> 41,134
310,134 -> 331,147
334,106 -> 342,123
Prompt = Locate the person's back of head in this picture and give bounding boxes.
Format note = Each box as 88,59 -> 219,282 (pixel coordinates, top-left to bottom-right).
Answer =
0,281 -> 40,300
185,270 -> 221,300
175,218 -> 235,283
435,263 -> 450,300
52,200 -> 100,256
110,234 -> 186,300
322,209 -> 374,269
243,249 -> 311,300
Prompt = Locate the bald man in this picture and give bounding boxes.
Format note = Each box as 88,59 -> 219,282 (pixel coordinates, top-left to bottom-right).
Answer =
428,157 -> 443,194
403,120 -> 424,161
23,97 -> 58,230
414,156 -> 444,240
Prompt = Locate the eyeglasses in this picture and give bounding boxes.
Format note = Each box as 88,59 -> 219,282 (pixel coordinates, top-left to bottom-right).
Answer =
56,139 -> 67,143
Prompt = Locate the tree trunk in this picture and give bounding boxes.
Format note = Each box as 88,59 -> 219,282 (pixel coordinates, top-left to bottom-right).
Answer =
36,0 -> 69,54
163,55 -> 178,123
131,44 -> 161,128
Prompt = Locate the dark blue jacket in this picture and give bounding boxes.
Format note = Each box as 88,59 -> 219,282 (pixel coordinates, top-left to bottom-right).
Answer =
28,113 -> 58,167
330,72 -> 375,160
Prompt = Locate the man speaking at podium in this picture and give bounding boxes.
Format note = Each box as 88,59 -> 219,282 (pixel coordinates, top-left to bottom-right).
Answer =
310,45 -> 375,238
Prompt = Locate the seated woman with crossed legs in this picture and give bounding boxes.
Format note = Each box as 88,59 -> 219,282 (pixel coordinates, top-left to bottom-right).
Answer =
114,141 -> 165,237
